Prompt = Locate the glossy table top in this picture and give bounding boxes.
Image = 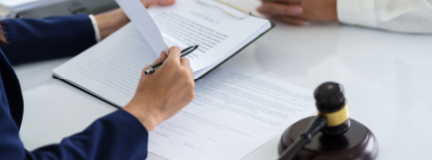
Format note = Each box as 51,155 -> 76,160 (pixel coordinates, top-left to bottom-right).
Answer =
14,1 -> 432,159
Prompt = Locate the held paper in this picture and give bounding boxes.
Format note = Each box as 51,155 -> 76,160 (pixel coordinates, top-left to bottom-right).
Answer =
123,0 -> 270,71
148,67 -> 316,160
115,0 -> 168,55
53,24 -> 156,106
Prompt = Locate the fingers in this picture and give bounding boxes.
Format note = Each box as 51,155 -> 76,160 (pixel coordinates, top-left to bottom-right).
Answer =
257,3 -> 303,16
180,58 -> 190,68
274,16 -> 306,25
155,51 -> 168,64
180,58 -> 195,92
260,0 -> 301,4
143,51 -> 168,72
258,2 -> 306,25
157,0 -> 176,6
140,0 -> 175,8
166,46 -> 181,64
140,0 -> 155,8
180,58 -> 193,75
152,51 -> 168,65
143,47 -> 192,77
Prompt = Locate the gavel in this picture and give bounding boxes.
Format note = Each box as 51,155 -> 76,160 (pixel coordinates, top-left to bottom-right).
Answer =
278,82 -> 378,160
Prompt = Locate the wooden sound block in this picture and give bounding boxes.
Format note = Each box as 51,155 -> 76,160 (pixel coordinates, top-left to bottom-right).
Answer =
278,117 -> 379,160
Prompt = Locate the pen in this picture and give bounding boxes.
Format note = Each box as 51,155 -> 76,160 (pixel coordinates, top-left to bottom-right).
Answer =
145,45 -> 199,75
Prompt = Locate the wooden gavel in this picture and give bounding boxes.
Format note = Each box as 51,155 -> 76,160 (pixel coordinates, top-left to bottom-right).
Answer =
278,82 -> 378,160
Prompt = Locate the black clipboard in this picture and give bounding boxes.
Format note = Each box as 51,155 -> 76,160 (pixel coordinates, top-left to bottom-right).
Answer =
53,2 -> 276,108
195,19 -> 275,81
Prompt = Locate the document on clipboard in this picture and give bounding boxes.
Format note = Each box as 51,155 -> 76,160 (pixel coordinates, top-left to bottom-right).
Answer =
53,0 -> 274,107
52,0 -> 281,159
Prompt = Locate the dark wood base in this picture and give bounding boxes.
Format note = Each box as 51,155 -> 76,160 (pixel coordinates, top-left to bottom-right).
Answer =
278,117 -> 378,160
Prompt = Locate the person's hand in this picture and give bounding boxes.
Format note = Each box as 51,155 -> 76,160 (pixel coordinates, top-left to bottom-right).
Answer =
123,47 -> 195,131
141,0 -> 175,8
94,0 -> 176,40
94,9 -> 129,40
257,0 -> 338,25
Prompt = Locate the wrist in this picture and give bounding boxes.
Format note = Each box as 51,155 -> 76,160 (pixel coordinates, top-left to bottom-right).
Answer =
123,101 -> 161,131
95,9 -> 130,40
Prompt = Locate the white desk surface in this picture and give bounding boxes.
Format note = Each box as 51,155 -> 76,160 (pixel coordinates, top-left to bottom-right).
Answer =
14,1 -> 432,160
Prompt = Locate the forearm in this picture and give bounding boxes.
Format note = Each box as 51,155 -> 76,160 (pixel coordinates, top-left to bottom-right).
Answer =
94,9 -> 130,40
0,9 -> 130,65
27,110 -> 149,159
92,0 -> 178,40
337,0 -> 432,33
1,14 -> 96,65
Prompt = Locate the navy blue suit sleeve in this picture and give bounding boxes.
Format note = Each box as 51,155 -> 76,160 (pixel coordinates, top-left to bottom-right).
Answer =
1,14 -> 97,65
27,110 -> 149,160
0,96 -> 149,160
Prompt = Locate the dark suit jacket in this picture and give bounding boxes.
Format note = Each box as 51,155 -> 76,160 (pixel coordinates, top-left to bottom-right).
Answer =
0,14 -> 149,159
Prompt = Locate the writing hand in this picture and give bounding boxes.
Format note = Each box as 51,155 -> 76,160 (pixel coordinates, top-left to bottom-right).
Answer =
123,47 -> 195,131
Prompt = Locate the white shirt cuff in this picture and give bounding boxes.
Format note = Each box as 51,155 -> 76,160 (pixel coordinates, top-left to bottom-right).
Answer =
337,0 -> 376,27
89,14 -> 101,42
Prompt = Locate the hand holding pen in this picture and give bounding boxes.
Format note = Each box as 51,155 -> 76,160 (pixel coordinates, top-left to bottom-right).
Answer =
145,45 -> 199,74
125,46 -> 196,131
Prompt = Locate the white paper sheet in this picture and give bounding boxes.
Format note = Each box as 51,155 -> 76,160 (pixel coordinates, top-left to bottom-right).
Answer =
53,24 -> 156,107
151,1 -> 270,71
117,0 -> 270,71
52,2 -> 278,158
148,67 -> 316,160
115,0 -> 168,55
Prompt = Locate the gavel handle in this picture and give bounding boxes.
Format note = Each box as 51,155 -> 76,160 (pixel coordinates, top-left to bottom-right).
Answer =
278,116 -> 327,160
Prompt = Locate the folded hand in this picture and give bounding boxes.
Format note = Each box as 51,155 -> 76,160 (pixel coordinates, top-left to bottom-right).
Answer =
257,0 -> 338,25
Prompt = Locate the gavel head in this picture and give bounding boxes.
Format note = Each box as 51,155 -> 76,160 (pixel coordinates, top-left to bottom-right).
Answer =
314,82 -> 350,136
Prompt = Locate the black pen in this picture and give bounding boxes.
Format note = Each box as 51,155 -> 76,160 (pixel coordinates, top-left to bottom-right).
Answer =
145,45 -> 199,75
